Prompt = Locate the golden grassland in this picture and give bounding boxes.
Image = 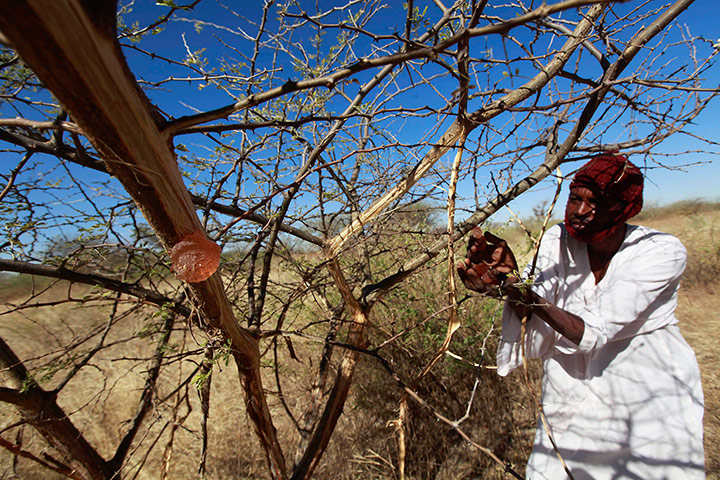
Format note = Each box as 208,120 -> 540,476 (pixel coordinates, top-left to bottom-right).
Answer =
0,200 -> 717,479
635,202 -> 720,479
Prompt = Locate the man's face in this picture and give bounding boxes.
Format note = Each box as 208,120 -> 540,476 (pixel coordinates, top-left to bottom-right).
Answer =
565,187 -> 624,237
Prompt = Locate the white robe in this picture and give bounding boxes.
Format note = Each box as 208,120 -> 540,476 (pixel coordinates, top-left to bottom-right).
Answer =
497,224 -> 705,480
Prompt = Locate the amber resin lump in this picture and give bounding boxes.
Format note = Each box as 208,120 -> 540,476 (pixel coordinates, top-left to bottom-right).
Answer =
168,231 -> 221,282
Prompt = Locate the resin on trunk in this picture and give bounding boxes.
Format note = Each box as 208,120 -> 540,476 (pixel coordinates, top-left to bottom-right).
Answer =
169,231 -> 221,282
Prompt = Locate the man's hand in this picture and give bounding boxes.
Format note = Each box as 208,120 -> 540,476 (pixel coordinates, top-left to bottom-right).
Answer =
456,228 -> 519,296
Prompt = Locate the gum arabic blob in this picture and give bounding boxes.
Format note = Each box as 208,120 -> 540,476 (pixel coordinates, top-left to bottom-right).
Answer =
467,228 -> 500,284
168,231 -> 221,283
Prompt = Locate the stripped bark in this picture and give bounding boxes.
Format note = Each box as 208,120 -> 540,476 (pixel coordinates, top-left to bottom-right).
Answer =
289,257 -> 369,480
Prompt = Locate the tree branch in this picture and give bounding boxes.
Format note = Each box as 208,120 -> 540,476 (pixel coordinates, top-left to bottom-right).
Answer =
0,337 -> 111,480
164,0 -> 618,135
0,258 -> 190,317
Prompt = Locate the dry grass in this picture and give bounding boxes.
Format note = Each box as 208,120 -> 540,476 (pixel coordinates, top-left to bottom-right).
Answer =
635,206 -> 720,479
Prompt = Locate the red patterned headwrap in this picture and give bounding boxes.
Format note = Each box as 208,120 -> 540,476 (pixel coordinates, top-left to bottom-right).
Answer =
565,154 -> 644,243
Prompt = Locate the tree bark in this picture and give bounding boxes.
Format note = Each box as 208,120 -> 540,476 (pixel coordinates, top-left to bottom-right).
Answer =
0,337 -> 110,480
290,257 -> 369,480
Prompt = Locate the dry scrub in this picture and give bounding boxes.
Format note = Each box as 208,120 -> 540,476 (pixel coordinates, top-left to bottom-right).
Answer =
0,201 -> 717,479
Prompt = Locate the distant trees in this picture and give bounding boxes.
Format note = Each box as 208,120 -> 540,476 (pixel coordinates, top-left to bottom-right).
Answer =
0,1 -> 717,479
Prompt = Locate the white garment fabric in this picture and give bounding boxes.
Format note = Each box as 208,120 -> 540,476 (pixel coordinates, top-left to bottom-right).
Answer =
497,224 -> 705,480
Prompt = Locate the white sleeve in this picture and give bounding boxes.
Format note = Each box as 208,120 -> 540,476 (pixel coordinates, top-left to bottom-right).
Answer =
496,306 -> 559,376
496,227 -> 563,376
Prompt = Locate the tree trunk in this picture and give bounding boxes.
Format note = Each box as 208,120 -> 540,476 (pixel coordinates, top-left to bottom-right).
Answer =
0,1 -> 286,478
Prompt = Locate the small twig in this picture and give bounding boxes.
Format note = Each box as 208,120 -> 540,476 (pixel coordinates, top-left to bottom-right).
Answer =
0,435 -> 84,480
0,151 -> 32,203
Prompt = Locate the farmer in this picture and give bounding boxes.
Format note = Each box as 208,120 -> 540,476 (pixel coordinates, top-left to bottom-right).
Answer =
457,154 -> 705,479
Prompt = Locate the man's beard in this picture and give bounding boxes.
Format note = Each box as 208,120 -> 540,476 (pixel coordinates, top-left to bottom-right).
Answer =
565,214 -> 624,243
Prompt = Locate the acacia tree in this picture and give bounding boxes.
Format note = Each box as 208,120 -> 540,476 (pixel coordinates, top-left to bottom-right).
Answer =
0,1 -> 717,479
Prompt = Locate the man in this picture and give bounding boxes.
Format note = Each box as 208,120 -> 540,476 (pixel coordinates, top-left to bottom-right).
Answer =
457,154 -> 705,479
